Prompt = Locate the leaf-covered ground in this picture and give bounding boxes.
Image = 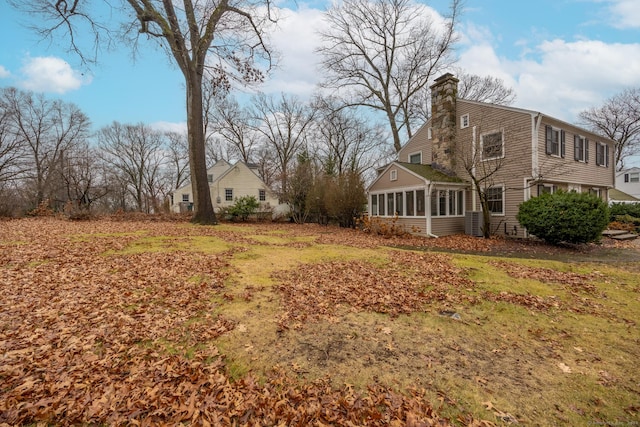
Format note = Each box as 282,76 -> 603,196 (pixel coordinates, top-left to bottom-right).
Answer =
1,217 -> 638,426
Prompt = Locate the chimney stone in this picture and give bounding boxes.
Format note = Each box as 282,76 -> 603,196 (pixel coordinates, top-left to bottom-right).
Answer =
430,73 -> 459,173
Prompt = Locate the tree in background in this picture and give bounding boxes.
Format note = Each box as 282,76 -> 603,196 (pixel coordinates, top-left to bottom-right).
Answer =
97,122 -> 167,213
579,87 -> 640,171
318,0 -> 460,152
11,0 -> 278,224
408,70 -> 516,125
252,93 -> 316,197
1,87 -> 90,210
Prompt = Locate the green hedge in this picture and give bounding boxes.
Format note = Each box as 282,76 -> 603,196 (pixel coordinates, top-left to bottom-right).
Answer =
517,190 -> 609,245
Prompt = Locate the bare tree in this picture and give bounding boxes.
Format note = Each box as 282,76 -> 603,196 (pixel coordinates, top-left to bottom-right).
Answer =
59,141 -> 110,214
579,87 -> 640,171
97,122 -> 167,213
251,93 -> 316,196
312,96 -> 387,176
210,96 -> 259,163
0,93 -> 27,185
165,131 -> 190,190
318,0 -> 460,152
408,71 -> 516,125
1,87 -> 90,209
11,0 -> 277,224
456,72 -> 516,105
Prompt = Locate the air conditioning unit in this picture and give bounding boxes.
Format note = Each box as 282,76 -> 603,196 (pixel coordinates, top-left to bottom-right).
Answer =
465,211 -> 484,237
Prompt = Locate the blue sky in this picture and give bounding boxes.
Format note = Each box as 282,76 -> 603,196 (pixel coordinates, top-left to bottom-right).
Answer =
1,0 -> 639,162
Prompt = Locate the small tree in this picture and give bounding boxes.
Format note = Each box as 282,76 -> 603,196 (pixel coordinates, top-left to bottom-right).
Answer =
228,195 -> 259,221
517,190 -> 609,245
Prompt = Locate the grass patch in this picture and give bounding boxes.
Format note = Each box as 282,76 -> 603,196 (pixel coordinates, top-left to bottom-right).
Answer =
3,219 -> 638,426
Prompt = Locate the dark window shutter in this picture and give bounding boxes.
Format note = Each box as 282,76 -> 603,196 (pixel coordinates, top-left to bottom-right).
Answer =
625,174 -> 630,183
560,130 -> 566,158
574,135 -> 580,161
585,139 -> 589,163
545,125 -> 552,154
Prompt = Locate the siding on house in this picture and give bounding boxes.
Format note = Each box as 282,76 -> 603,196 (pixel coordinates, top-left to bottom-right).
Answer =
170,161 -> 285,215
431,217 -> 464,236
367,73 -> 616,238
615,167 -> 640,199
535,117 -> 615,190
399,123 -> 433,164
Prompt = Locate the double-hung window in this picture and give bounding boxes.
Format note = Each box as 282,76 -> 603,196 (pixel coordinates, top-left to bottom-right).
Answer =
481,130 -> 504,160
487,186 -> 504,215
182,194 -> 189,202
259,189 -> 266,201
545,125 -> 565,157
371,195 -> 378,216
574,135 -> 589,162
596,142 -> 609,167
624,173 -> 640,183
225,188 -> 233,201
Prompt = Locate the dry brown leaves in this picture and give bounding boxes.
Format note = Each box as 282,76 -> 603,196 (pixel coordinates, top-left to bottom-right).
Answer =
489,261 -> 602,293
0,218 -> 461,425
273,251 -> 477,329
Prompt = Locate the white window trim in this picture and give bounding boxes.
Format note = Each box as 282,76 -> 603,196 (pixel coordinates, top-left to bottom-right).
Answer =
408,151 -> 422,164
546,126 -> 564,158
390,169 -> 398,181
595,142 -> 609,167
427,127 -> 433,139
430,187 -> 466,217
574,135 -> 588,163
630,172 -> 640,183
487,185 -> 505,216
182,194 -> 189,202
480,129 -> 505,161
460,114 -> 470,129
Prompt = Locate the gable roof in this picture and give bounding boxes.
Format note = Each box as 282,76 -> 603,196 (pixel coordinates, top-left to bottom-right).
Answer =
368,161 -> 466,191
397,162 -> 465,183
609,188 -> 640,202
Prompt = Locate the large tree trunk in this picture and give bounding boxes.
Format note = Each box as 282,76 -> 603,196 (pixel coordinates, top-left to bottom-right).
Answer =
186,69 -> 217,224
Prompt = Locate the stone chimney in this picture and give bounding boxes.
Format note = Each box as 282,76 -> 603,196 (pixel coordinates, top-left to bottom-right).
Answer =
430,73 -> 459,173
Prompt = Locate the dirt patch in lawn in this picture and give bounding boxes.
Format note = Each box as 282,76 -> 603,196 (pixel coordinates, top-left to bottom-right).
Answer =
2,218 -> 638,426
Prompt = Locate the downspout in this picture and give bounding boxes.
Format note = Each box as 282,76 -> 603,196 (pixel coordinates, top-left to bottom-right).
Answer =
531,113 -> 543,179
426,182 -> 438,238
471,126 -> 477,211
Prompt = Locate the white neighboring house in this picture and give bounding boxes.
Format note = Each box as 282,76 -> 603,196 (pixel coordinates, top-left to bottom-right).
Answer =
615,167 -> 640,200
170,160 -> 288,217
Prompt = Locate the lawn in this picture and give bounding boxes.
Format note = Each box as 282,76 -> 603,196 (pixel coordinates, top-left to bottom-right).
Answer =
0,217 -> 638,425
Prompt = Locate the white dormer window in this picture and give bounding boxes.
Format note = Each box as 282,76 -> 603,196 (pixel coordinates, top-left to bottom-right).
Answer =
390,169 -> 397,181
460,114 -> 469,129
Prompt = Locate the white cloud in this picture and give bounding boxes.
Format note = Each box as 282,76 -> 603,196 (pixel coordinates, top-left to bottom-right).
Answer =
150,121 -> 187,134
259,6 -> 328,97
0,65 -> 10,79
606,0 -> 640,29
19,56 -> 90,94
458,36 -> 640,123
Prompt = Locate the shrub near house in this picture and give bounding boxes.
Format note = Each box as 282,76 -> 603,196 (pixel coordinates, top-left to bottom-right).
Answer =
517,190 -> 610,244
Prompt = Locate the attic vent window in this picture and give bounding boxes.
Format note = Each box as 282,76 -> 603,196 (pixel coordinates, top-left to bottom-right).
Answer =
460,114 -> 469,129
390,169 -> 398,181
